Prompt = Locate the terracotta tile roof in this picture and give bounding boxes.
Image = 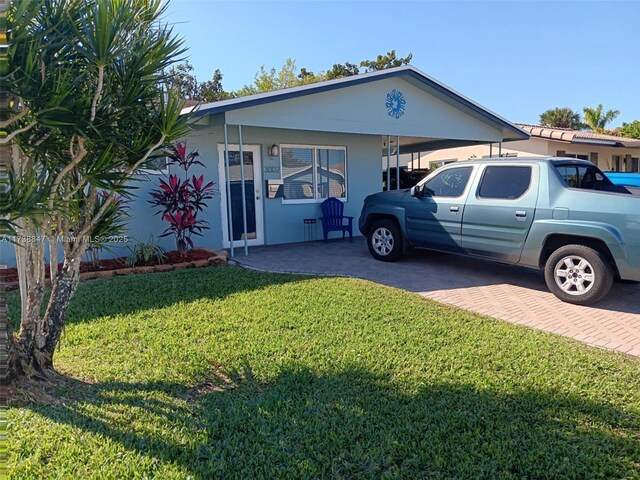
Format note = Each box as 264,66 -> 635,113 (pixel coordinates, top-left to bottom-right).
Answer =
516,123 -> 640,148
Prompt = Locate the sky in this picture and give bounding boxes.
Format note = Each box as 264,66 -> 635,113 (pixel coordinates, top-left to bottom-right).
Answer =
165,0 -> 640,127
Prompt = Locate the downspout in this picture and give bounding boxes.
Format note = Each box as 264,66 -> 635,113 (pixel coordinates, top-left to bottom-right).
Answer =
238,125 -> 249,256
396,135 -> 400,190
223,123 -> 234,258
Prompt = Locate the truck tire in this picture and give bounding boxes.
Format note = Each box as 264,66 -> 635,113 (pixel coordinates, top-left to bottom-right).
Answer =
367,219 -> 403,262
544,244 -> 613,305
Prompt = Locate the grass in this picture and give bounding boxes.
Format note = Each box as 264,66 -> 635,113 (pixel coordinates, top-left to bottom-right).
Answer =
7,266 -> 640,479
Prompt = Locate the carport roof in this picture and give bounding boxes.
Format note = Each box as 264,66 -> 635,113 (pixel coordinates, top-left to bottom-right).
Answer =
184,65 -> 529,143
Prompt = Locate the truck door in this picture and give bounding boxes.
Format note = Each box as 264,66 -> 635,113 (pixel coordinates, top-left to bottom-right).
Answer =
405,166 -> 474,252
461,164 -> 539,263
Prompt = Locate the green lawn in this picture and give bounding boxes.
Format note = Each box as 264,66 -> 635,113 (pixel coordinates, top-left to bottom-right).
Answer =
7,266 -> 640,479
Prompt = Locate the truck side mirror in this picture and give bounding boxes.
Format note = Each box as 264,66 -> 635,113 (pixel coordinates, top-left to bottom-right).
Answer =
411,185 -> 427,198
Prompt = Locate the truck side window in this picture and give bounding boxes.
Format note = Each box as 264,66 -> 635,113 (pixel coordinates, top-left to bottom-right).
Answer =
478,166 -> 532,200
555,165 -> 610,190
423,167 -> 473,197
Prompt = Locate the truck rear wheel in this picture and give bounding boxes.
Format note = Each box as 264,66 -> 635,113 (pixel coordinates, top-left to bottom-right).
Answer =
544,244 -> 613,305
367,219 -> 403,262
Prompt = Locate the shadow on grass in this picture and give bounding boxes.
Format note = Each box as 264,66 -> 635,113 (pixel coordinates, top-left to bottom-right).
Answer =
6,266 -> 304,328
24,364 -> 640,479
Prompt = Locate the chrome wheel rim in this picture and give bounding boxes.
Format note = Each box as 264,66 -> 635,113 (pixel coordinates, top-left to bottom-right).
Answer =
554,255 -> 595,296
372,227 -> 394,256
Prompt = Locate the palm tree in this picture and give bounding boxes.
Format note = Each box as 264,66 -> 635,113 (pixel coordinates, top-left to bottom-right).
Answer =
5,0 -> 189,383
583,104 -> 620,133
539,107 -> 582,129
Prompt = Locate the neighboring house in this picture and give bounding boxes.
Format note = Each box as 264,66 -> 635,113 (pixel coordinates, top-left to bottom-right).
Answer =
415,123 -> 640,172
1,66 -> 529,265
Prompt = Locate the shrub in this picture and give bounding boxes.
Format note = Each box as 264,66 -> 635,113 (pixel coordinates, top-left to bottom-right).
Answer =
125,235 -> 166,267
149,142 -> 217,255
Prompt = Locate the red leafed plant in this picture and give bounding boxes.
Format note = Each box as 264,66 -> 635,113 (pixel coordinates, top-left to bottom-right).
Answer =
149,141 -> 218,255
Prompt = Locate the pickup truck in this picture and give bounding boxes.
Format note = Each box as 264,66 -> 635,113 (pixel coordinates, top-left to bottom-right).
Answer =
359,157 -> 640,305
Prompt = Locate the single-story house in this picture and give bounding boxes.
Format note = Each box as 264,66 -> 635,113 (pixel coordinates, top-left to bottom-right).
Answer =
1,66 -> 529,265
414,123 -> 640,171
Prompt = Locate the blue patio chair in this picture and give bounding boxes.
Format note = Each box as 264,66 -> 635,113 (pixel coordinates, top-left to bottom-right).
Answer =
319,197 -> 353,242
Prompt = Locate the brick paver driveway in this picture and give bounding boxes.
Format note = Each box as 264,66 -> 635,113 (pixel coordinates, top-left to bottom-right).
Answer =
234,238 -> 640,357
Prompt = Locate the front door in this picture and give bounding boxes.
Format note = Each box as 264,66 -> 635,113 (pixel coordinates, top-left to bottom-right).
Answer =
218,144 -> 264,247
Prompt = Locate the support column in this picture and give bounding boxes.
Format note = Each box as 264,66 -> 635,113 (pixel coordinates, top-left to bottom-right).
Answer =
386,135 -> 391,190
396,136 -> 400,190
238,125 -> 249,256
223,124 -> 234,258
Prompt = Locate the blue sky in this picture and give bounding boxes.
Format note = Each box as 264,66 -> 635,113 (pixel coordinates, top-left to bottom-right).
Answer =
166,1 -> 640,126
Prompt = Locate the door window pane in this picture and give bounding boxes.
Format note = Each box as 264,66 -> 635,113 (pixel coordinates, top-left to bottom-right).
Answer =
423,167 -> 472,197
317,148 -> 346,199
478,166 -> 531,199
227,151 -> 256,241
281,147 -> 314,200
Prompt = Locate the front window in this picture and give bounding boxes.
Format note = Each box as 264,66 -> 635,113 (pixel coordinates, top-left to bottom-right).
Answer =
422,166 -> 472,197
140,156 -> 169,174
281,145 -> 346,201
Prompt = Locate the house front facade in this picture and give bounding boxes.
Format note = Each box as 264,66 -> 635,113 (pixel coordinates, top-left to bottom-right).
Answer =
1,66 -> 529,265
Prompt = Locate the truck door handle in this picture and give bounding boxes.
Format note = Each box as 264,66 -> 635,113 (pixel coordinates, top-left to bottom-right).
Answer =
450,206 -> 459,213
515,210 -> 527,218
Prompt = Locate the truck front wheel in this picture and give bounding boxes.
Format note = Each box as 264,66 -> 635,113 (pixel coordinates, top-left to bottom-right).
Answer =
544,244 -> 613,305
367,219 -> 403,262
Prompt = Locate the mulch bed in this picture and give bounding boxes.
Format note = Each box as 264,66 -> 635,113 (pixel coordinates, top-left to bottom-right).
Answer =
1,248 -> 226,287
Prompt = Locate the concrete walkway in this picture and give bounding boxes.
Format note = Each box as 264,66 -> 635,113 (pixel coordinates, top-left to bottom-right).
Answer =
233,238 -> 640,357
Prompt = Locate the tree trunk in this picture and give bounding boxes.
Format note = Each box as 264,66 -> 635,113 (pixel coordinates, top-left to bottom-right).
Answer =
6,254 -> 82,383
40,259 -> 80,366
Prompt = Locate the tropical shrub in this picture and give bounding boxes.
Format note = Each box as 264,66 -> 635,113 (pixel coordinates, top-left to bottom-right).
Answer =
149,142 -> 217,255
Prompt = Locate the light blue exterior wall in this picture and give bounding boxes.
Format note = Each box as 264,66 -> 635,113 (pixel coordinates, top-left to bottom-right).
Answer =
164,118 -> 382,249
215,124 -> 381,245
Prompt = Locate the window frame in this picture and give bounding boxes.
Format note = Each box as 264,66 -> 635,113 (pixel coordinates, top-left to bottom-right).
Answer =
279,143 -> 348,204
475,165 -> 533,201
139,156 -> 170,175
